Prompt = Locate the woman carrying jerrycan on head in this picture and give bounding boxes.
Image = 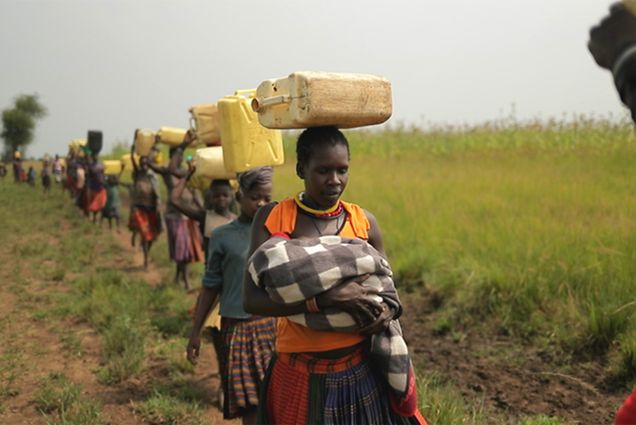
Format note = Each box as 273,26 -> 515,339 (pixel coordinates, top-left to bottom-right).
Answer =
147,133 -> 204,291
243,126 -> 426,425
129,142 -> 162,270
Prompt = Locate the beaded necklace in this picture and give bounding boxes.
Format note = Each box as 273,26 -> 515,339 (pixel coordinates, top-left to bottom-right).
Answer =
294,192 -> 343,218
295,192 -> 345,236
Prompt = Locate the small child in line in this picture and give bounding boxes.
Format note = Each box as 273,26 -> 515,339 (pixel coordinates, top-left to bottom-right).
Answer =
101,174 -> 121,231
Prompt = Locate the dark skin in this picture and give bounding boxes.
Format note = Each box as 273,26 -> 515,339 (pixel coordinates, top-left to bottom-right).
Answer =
130,145 -> 158,270
100,164 -> 125,231
148,147 -> 196,288
243,143 -> 394,344
87,154 -> 105,223
169,164 -> 235,225
186,182 -> 272,425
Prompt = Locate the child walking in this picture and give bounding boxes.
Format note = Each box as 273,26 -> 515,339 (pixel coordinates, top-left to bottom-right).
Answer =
187,167 -> 276,425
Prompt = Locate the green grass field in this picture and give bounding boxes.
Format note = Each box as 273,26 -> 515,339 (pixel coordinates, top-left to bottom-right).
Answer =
273,119 -> 636,381
1,117 -> 633,424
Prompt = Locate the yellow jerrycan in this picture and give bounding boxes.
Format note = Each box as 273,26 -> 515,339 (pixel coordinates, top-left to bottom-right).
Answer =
121,153 -> 141,172
134,129 -> 156,156
193,147 -> 235,180
69,139 -> 87,155
190,104 -> 221,147
157,127 -> 187,147
218,89 -> 284,173
252,71 -> 392,129
188,147 -> 235,192
103,160 -> 123,176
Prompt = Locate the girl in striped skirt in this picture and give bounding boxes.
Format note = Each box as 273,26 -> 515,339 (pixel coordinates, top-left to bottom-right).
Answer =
187,167 -> 276,424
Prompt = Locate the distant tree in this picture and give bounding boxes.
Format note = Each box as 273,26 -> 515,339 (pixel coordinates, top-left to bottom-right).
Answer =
1,94 -> 47,160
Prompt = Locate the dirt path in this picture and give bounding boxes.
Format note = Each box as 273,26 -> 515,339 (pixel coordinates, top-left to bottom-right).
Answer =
110,226 -> 237,425
399,295 -> 627,424
0,210 -> 236,424
0,226 -> 146,424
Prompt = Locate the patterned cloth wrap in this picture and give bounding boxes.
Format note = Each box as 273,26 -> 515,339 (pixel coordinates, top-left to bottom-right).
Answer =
247,234 -> 412,397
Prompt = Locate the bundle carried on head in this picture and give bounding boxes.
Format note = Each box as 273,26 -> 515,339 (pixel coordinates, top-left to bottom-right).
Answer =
247,234 -> 412,397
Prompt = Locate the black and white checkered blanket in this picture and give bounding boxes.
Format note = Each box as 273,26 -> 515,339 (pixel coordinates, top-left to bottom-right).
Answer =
247,234 -> 412,396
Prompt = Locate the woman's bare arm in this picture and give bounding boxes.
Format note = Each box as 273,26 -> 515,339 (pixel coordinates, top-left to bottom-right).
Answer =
170,170 -> 205,223
365,209 -> 386,258
130,144 -> 138,173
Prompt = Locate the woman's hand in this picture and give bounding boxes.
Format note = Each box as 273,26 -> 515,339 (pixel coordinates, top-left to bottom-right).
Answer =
359,302 -> 394,335
187,163 -> 196,177
186,333 -> 201,365
317,275 -> 383,328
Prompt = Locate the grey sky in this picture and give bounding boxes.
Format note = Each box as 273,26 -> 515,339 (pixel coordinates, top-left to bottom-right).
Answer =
0,0 -> 625,157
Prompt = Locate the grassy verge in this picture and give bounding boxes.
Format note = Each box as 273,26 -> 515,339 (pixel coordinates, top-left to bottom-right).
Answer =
0,182 -> 211,424
275,119 -> 636,381
58,268 -> 208,423
416,372 -> 568,425
34,372 -> 104,425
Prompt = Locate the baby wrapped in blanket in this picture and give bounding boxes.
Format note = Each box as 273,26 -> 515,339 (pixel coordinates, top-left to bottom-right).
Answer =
247,234 -> 413,397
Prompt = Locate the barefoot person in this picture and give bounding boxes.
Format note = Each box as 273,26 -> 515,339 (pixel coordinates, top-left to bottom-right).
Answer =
130,145 -> 162,270
170,166 -> 237,407
41,159 -> 51,194
148,142 -> 204,290
85,152 -> 107,222
101,168 -> 124,231
187,167 -> 276,425
12,151 -> 22,183
52,154 -> 64,185
243,127 -> 426,425
174,167 -> 237,407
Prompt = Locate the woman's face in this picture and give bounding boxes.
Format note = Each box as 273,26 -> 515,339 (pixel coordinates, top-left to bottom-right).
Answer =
239,183 -> 272,219
300,143 -> 349,209
139,156 -> 150,171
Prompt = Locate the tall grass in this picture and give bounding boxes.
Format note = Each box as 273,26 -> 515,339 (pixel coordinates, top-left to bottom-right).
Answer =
275,118 -> 636,377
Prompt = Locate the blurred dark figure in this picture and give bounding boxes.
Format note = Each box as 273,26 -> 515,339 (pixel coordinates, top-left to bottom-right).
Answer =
26,166 -> 36,186
589,3 -> 636,424
589,1 -> 636,121
12,152 -> 22,183
41,160 -> 51,194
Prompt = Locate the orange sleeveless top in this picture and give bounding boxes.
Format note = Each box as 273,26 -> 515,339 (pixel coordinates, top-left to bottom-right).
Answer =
264,197 -> 370,353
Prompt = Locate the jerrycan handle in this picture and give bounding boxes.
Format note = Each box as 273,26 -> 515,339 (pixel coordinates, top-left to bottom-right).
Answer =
234,89 -> 257,97
251,94 -> 291,112
188,116 -> 198,139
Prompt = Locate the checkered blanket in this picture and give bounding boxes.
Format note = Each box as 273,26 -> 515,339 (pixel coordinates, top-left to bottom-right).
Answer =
247,234 -> 412,397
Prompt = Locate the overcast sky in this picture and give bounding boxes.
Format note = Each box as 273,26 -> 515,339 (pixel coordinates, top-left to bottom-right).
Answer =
0,0 -> 626,157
